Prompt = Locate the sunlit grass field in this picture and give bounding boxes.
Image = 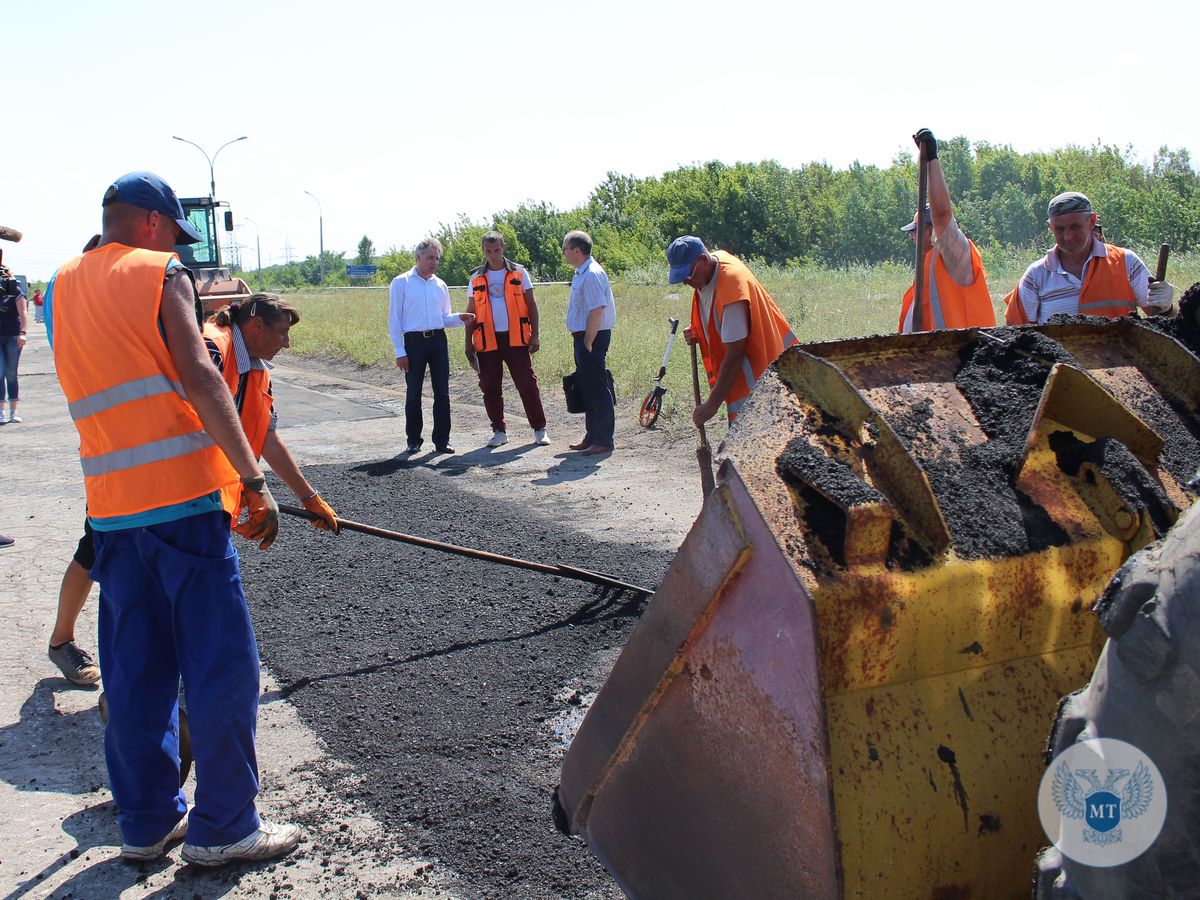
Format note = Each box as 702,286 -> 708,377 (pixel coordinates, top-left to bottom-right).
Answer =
283,251 -> 1200,431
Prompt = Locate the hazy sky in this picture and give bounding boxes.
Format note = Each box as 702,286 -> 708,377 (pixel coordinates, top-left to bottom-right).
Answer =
8,0 -> 1197,280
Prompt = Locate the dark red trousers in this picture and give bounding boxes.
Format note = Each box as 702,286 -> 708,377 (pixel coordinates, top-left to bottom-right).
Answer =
477,331 -> 546,433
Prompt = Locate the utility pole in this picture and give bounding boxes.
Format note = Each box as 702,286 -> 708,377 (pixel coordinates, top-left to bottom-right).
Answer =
303,190 -> 325,285
244,217 -> 264,291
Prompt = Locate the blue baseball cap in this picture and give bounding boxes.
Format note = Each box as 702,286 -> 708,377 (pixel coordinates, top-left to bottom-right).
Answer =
667,235 -> 707,284
102,172 -> 204,243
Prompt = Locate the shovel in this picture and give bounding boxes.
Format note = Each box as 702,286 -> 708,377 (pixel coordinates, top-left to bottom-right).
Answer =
911,140 -> 930,333
690,343 -> 716,498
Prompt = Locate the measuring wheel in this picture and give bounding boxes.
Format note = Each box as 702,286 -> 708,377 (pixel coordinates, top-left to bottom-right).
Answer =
639,388 -> 664,428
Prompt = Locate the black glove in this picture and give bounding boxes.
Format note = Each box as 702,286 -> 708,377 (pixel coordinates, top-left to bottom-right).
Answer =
913,128 -> 938,160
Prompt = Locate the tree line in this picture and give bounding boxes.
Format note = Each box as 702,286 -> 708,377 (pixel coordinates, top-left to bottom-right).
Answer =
236,139 -> 1199,289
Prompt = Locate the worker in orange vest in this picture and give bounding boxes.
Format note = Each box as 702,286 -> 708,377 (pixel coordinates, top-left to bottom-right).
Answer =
898,128 -> 995,332
203,295 -> 340,531
667,236 -> 798,425
1004,192 -> 1175,324
47,171 -> 300,866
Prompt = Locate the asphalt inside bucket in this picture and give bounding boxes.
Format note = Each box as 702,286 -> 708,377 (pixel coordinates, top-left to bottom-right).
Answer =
238,463 -> 672,898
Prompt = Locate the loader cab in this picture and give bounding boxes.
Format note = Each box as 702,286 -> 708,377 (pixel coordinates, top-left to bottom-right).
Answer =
174,197 -> 253,315
175,197 -> 234,271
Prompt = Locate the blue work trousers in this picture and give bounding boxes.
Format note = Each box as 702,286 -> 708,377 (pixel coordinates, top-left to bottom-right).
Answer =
572,329 -> 614,448
92,510 -> 262,848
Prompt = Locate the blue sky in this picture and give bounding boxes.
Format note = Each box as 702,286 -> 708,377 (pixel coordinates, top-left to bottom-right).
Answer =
9,0 -> 1197,279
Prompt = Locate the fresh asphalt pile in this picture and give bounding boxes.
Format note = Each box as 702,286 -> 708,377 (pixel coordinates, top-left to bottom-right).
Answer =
238,461 -> 673,898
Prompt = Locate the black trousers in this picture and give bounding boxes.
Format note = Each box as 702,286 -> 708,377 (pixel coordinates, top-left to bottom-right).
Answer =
572,329 -> 614,447
404,330 -> 451,447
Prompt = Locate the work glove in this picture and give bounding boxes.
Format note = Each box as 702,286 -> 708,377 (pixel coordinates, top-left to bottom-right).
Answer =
302,492 -> 341,534
1145,280 -> 1175,312
233,476 -> 280,549
913,128 -> 938,160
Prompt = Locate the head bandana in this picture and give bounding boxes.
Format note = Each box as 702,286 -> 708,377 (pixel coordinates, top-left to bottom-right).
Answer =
1048,191 -> 1093,219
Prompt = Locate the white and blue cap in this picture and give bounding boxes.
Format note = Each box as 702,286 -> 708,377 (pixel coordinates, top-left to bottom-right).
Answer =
102,172 -> 203,243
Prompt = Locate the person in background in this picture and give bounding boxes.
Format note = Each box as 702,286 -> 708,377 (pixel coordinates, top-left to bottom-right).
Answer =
464,232 -> 550,449
32,288 -> 45,324
562,230 -> 616,455
388,238 -> 474,454
0,265 -> 27,423
898,128 -> 995,333
1005,192 -> 1175,324
666,236 -> 797,425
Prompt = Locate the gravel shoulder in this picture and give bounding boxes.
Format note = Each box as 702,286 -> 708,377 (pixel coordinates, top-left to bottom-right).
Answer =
0,329 -> 701,898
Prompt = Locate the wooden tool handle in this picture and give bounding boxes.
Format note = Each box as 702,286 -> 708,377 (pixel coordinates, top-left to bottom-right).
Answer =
1155,243 -> 1170,282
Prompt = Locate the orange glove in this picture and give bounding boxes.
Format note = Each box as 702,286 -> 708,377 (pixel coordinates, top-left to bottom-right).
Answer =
232,476 -> 279,549
301,492 -> 340,534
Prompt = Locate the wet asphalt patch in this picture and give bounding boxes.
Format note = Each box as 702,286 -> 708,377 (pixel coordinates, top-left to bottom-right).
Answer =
238,462 -> 673,898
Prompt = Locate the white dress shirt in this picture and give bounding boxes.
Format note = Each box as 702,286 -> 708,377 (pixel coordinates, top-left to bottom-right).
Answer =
388,268 -> 466,358
566,257 -> 617,333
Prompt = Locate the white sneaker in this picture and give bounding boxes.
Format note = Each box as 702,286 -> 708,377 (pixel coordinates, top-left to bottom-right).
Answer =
488,431 -> 508,448
534,429 -> 551,446
182,820 -> 302,867
7,411 -> 20,424
121,812 -> 189,861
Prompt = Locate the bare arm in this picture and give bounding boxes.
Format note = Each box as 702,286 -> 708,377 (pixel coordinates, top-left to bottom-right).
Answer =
584,305 -> 603,351
927,159 -> 953,237
464,295 -> 478,370
159,272 -> 262,480
261,431 -> 316,499
694,337 -> 747,425
16,295 -> 27,347
525,288 -> 540,352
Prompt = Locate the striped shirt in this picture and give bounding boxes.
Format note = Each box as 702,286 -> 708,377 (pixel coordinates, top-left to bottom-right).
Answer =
566,257 -> 617,333
1015,238 -> 1149,324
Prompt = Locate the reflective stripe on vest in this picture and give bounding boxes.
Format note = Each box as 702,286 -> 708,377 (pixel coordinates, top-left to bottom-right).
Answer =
80,430 -> 216,477
67,374 -> 186,421
926,249 -> 946,330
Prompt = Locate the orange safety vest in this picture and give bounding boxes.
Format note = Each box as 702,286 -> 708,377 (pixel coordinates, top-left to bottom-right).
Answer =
52,244 -> 238,518
468,260 -> 532,352
898,239 -> 995,332
690,251 -> 798,419
203,322 -> 274,517
1004,244 -> 1137,325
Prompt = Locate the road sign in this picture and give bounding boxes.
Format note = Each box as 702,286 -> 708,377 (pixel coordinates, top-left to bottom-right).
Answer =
346,265 -> 378,279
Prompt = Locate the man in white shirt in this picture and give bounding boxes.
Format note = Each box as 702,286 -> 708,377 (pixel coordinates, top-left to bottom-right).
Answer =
562,230 -> 617,455
388,238 -> 473,454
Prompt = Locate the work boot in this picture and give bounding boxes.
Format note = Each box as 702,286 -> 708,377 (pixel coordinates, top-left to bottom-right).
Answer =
182,821 -> 302,867
121,812 -> 188,862
48,640 -> 101,685
488,431 -> 508,448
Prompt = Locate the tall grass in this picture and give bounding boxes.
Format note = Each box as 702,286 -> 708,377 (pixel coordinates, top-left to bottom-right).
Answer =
284,252 -> 1200,430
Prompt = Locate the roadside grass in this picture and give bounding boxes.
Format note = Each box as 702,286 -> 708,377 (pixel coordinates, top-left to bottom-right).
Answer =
284,252 -> 1200,433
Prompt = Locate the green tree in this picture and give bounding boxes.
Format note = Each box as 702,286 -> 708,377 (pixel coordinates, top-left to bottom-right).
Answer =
356,235 -> 375,266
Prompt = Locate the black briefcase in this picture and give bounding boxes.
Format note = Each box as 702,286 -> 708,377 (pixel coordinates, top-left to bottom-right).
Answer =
563,371 -> 616,414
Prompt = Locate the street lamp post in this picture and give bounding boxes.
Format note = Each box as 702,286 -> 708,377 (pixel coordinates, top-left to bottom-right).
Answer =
171,135 -> 248,198
243,217 -> 264,291
304,190 -> 325,285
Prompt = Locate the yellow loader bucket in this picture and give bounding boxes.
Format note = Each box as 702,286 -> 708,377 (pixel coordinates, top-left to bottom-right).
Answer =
557,319 -> 1200,899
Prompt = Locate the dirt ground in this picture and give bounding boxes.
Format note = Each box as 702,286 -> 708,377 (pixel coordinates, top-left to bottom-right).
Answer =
0,327 -> 705,899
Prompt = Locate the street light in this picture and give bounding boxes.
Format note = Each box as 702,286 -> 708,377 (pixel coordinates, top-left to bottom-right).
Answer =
171,134 -> 248,198
303,190 -> 325,286
243,217 -> 264,291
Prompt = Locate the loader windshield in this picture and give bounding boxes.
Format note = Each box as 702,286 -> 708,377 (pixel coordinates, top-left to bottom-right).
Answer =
174,201 -> 218,268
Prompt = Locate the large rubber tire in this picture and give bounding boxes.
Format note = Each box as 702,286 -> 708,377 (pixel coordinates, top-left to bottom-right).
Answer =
1036,502 -> 1200,898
